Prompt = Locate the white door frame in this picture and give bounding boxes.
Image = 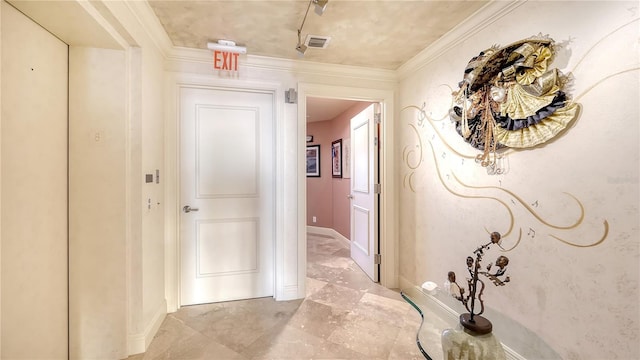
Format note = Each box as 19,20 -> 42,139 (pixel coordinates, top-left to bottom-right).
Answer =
297,83 -> 397,288
164,74 -> 285,311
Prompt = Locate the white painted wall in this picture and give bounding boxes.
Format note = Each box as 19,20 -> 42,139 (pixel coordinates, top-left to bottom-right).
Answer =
397,1 -> 639,359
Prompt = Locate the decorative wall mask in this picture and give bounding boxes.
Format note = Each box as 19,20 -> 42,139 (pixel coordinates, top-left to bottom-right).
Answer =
450,34 -> 580,168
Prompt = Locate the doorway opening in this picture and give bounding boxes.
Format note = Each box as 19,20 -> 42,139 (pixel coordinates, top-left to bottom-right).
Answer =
297,83 -> 397,293
305,97 -> 377,281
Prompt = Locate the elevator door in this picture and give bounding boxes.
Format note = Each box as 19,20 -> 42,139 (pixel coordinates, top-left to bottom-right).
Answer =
1,2 -> 69,357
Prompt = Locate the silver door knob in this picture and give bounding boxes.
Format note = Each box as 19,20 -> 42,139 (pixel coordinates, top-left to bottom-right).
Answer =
183,205 -> 199,213
347,194 -> 354,199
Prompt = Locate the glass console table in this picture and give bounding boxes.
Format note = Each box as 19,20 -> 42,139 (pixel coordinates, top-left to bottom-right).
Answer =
401,286 -> 451,360
401,285 -> 562,360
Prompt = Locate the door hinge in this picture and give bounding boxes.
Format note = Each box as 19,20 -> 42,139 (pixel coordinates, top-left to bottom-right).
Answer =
374,183 -> 381,194
374,113 -> 381,124
285,88 -> 297,104
374,254 -> 381,264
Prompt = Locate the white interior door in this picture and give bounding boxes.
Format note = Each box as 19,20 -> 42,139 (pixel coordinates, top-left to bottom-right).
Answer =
1,2 -> 68,357
350,103 -> 379,282
180,87 -> 275,306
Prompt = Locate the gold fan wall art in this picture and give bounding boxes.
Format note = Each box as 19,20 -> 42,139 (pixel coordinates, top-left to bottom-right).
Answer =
450,34 -> 580,169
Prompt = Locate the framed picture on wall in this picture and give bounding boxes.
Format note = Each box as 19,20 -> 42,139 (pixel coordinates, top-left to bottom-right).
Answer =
306,145 -> 321,177
342,138 -> 351,179
331,139 -> 342,178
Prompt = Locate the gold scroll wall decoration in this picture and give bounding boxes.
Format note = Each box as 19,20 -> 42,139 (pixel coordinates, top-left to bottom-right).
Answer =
399,20 -> 640,249
402,105 -> 609,249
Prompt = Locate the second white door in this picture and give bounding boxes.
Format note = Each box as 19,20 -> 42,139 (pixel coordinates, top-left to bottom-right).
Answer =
350,103 -> 379,282
180,86 -> 275,306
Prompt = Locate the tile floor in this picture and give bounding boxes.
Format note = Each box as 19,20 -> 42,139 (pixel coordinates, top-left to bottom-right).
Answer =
128,233 -> 440,360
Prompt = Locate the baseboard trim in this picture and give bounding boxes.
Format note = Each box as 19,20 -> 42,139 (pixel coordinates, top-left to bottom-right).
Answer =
279,285 -> 302,301
127,301 -> 167,356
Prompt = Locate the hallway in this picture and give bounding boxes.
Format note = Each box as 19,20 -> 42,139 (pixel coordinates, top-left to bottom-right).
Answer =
129,233 -> 426,359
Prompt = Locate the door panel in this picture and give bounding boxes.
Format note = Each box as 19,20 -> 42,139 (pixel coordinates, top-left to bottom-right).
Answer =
180,87 -> 274,305
352,206 -> 370,255
350,104 -> 379,282
1,2 -> 69,357
197,219 -> 258,275
196,106 -> 258,197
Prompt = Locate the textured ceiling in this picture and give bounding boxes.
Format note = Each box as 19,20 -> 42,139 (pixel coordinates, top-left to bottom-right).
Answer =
148,0 -> 488,70
306,98 -> 369,122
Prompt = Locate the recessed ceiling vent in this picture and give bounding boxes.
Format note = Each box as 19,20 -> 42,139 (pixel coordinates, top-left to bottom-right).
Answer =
304,35 -> 331,49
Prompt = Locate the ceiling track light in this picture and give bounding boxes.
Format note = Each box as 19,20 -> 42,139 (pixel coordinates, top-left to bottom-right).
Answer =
296,0 -> 328,56
207,39 -> 247,54
314,0 -> 328,15
296,38 -> 308,55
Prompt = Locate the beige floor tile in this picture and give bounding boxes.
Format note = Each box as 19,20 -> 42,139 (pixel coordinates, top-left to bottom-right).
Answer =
356,292 -> 412,328
142,316 -> 201,357
307,235 -> 347,254
332,247 -> 351,258
242,324 -> 371,360
307,282 -> 365,311
327,309 -> 403,359
307,261 -> 346,283
388,323 -> 432,360
288,299 -> 350,339
366,287 -> 407,302
129,233 -> 444,360
141,316 -> 245,360
309,252 -> 355,269
179,298 -> 302,354
332,265 -> 377,291
305,276 -> 328,297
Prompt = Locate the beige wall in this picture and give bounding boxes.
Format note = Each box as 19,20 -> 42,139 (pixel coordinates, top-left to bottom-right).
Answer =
0,0 -> 168,357
0,0 -> 397,357
69,46 -> 128,359
101,1 -> 168,350
1,2 -> 68,357
140,44 -> 166,343
397,1 -> 639,359
6,0 -> 636,359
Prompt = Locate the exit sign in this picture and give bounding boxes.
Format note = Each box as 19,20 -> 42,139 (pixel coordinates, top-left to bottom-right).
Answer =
213,50 -> 240,71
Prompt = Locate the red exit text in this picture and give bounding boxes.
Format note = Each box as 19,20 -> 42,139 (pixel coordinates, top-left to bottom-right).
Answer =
213,50 -> 240,71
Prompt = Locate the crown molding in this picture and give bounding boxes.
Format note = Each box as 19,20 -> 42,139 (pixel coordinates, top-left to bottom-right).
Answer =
167,46 -> 397,84
123,0 -> 174,56
396,0 -> 527,80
